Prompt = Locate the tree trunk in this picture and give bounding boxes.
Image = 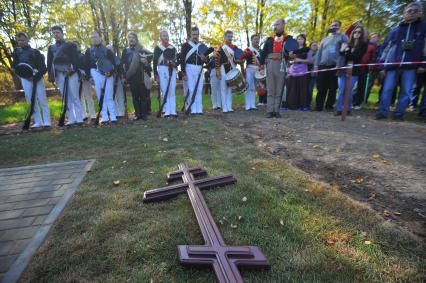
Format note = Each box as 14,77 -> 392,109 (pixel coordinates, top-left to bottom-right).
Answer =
311,0 -> 319,40
244,0 -> 250,47
98,2 -> 109,44
89,0 -> 101,32
320,0 -> 330,39
365,0 -> 372,29
183,0 -> 192,39
259,0 -> 265,38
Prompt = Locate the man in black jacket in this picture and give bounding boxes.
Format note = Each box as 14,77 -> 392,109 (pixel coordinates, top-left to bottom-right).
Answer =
121,32 -> 153,120
47,26 -> 83,125
84,31 -> 117,124
12,32 -> 51,128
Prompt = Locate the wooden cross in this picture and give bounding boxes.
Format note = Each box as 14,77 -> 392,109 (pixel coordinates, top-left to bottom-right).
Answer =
143,163 -> 270,283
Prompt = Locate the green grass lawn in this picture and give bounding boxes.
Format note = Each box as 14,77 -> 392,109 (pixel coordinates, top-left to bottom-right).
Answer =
1,116 -> 423,282
0,91 -> 247,124
0,88 -> 381,124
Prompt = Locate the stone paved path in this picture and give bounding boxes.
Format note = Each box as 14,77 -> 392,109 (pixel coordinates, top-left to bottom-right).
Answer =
0,160 -> 95,283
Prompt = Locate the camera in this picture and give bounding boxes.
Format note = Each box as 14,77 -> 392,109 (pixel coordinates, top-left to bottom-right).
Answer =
402,40 -> 414,51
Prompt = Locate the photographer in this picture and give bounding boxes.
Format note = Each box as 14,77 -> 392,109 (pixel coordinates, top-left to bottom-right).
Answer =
376,2 -> 426,121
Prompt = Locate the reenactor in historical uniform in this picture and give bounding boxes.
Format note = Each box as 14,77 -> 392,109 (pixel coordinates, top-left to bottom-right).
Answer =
47,25 -> 83,125
238,34 -> 261,111
153,31 -> 177,117
12,32 -> 51,128
180,27 -> 213,115
259,19 -> 290,118
84,31 -> 117,124
215,30 -> 240,113
121,32 -> 153,120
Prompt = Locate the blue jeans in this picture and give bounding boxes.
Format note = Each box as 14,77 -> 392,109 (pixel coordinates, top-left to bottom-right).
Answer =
419,84 -> 426,117
337,75 -> 358,112
379,69 -> 417,117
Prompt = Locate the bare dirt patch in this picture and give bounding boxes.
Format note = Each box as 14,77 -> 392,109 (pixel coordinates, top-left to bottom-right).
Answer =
213,106 -> 426,241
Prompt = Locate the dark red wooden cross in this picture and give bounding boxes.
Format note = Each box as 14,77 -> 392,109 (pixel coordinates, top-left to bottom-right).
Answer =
143,163 -> 270,283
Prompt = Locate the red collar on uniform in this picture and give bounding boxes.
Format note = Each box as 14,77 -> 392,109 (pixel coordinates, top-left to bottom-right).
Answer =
224,43 -> 236,50
161,41 -> 169,48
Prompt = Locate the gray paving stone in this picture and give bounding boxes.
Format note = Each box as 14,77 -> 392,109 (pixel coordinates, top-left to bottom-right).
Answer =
31,185 -> 61,194
47,197 -> 62,205
0,255 -> 18,273
0,193 -> 40,204
0,184 -> 58,197
0,188 -> 33,197
21,205 -> 54,217
0,159 -> 95,283
0,169 -> 83,181
51,178 -> 75,185
38,187 -> 66,199
0,217 -> 35,231
0,174 -> 72,186
0,240 -> 30,256
0,210 -> 24,221
0,180 -> 52,191
0,199 -> 51,212
0,226 -> 40,242
31,215 -> 47,226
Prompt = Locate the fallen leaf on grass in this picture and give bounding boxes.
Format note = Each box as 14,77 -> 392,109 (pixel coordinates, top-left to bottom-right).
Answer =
113,180 -> 120,186
324,239 -> 335,246
122,160 -> 127,164
149,171 -> 155,174
230,224 -> 237,229
372,154 -> 380,159
393,212 -> 401,216
279,219 -> 284,226
364,240 -> 372,245
313,144 -> 321,149
354,178 -> 364,184
238,216 -> 243,221
332,184 -> 341,190
162,138 -> 169,142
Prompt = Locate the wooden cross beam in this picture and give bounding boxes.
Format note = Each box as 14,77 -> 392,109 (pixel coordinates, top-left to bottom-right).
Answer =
143,163 -> 270,283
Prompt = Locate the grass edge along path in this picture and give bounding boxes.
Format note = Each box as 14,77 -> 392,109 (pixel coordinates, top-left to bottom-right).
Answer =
0,116 -> 423,282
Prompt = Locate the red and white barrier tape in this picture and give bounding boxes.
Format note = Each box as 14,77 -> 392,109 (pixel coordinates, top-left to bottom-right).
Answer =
301,61 -> 426,75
